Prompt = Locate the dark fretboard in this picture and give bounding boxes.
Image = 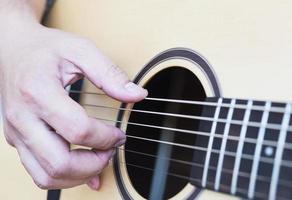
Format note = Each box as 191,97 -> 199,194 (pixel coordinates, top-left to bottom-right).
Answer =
190,97 -> 292,200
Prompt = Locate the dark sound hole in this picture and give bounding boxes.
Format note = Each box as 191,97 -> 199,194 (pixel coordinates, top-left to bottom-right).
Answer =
124,67 -> 206,199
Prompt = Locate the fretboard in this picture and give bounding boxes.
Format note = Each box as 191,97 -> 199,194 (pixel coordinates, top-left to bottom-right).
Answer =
190,97 -> 292,200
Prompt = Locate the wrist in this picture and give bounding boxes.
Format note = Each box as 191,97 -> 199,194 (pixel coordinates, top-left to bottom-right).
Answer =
0,13 -> 43,58
0,0 -> 42,38
0,0 -> 47,48
0,0 -> 45,31
0,14 -> 40,43
1,0 -> 40,20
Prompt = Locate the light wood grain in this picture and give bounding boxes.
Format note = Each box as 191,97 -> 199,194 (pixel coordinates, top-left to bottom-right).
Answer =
1,0 -> 292,199
0,106 -> 46,199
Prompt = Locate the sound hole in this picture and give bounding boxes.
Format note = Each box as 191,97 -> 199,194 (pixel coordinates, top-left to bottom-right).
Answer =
125,67 -> 206,199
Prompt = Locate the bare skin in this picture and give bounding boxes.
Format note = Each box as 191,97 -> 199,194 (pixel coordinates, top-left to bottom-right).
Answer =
0,0 -> 147,190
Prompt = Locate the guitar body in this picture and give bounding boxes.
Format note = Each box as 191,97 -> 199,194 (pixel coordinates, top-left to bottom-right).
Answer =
1,0 -> 292,199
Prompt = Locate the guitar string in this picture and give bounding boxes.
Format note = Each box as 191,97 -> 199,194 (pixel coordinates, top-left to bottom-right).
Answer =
83,103 -> 292,132
109,160 -> 290,200
70,90 -> 292,198
69,90 -> 291,113
70,90 -> 292,132
73,91 -> 292,131
116,147 -> 292,187
86,104 -> 292,150
94,116 -> 292,152
94,117 -> 292,167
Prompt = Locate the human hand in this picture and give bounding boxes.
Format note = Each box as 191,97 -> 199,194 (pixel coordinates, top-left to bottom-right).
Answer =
0,20 -> 147,190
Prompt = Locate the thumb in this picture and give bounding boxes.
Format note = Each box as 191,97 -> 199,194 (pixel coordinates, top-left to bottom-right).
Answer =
95,64 -> 148,103
60,38 -> 147,102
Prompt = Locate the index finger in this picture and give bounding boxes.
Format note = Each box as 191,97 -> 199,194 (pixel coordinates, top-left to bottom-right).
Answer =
26,79 -> 125,150
12,112 -> 116,180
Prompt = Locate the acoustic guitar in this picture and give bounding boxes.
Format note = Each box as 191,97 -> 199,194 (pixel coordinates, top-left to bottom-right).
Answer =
1,0 -> 292,199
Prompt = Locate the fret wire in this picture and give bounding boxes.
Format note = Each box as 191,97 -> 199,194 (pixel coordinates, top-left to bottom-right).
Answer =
118,147 -> 292,187
215,99 -> 236,191
111,160 -> 291,200
248,101 -> 271,199
202,98 -> 222,187
69,89 -> 292,199
94,116 -> 292,151
70,90 -> 291,113
83,103 -> 292,132
269,104 -> 292,200
231,99 -> 253,195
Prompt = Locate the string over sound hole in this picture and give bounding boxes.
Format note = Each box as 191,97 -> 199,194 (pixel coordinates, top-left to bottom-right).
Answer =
124,67 -> 206,199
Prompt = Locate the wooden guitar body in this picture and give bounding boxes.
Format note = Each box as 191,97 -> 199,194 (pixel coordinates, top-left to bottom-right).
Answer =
1,0 -> 292,199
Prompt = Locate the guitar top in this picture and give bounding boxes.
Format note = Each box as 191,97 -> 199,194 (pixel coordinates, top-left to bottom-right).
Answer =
1,0 -> 292,200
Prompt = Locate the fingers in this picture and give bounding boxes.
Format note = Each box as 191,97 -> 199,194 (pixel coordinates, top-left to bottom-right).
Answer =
87,175 -> 101,190
16,145 -> 93,189
10,112 -> 115,180
1,29 -> 141,190
20,80 -> 125,150
59,37 -> 148,103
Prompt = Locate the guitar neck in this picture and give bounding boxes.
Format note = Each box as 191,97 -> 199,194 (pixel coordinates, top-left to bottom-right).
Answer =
190,97 -> 292,200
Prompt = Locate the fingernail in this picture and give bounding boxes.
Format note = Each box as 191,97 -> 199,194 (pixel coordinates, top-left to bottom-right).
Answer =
114,138 -> 126,147
87,176 -> 100,190
125,82 -> 148,96
115,128 -> 126,140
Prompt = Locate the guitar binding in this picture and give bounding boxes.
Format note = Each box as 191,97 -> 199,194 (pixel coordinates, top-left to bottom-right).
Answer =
114,48 -> 221,200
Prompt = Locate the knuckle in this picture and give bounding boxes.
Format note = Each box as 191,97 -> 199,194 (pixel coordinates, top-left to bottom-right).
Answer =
67,117 -> 90,144
69,127 -> 89,144
4,134 -> 14,147
105,64 -> 127,81
5,108 -> 20,125
19,81 -> 38,102
46,158 -> 70,179
74,38 -> 96,58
